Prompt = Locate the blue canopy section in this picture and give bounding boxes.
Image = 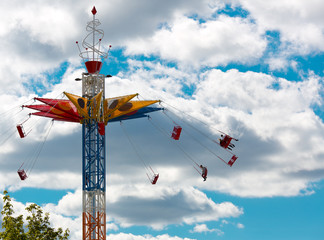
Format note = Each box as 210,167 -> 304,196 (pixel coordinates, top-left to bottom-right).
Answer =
109,106 -> 164,122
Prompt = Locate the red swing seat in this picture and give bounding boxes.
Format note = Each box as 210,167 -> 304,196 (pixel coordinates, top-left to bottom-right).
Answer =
151,174 -> 159,185
228,155 -> 238,167
171,126 -> 182,140
17,169 -> 28,180
220,135 -> 233,149
16,125 -> 26,138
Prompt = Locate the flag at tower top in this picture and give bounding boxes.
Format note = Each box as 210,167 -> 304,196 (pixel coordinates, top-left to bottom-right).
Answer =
92,6 -> 97,15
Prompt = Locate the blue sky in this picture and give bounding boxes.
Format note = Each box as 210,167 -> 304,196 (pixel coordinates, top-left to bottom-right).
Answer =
1,0 -> 324,239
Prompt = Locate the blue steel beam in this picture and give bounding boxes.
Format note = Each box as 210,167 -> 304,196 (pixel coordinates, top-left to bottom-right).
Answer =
83,119 -> 105,192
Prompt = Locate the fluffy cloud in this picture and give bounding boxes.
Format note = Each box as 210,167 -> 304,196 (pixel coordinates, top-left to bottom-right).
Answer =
32,182 -> 242,231
191,224 -> 224,235
235,0 -> 324,52
106,185 -> 243,229
107,233 -> 195,240
237,223 -> 244,229
228,0 -> 324,70
98,0 -> 215,43
123,15 -> 266,68
0,1 -> 85,95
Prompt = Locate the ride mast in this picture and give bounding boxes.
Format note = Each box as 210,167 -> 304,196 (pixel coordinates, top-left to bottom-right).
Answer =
78,7 -> 108,240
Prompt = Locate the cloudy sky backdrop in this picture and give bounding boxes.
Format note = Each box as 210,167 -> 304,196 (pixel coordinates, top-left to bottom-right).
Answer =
0,0 -> 324,239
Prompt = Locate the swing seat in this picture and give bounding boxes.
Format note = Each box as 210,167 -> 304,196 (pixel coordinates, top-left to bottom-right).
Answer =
17,169 -> 28,180
228,155 -> 238,167
98,122 -> 105,135
220,135 -> 233,149
151,174 -> 159,185
171,126 -> 182,140
16,124 -> 26,138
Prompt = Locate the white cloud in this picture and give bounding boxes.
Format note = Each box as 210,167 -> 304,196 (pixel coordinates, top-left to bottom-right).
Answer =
107,233 -> 195,240
96,0 -> 216,45
23,185 -> 242,232
192,224 -> 210,232
266,57 -> 289,72
237,223 -> 244,229
191,224 -> 224,235
44,189 -> 82,217
123,15 -> 266,68
233,0 -> 324,55
106,185 -> 243,229
107,222 -> 119,231
0,1 -> 86,95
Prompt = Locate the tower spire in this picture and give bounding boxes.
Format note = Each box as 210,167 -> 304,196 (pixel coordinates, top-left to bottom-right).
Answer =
76,6 -> 111,74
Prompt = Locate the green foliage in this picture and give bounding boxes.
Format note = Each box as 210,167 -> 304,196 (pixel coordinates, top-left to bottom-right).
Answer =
0,190 -> 69,240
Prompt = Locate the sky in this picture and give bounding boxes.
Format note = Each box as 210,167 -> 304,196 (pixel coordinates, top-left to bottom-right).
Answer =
0,0 -> 324,239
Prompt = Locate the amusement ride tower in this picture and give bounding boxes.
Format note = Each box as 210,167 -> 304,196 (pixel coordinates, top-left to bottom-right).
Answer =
77,7 -> 107,240
72,7 -> 160,239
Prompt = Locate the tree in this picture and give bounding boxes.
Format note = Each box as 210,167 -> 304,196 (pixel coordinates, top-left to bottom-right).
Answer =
0,190 -> 69,240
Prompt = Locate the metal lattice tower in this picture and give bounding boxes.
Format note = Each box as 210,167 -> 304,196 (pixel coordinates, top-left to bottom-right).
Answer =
78,7 -> 109,240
